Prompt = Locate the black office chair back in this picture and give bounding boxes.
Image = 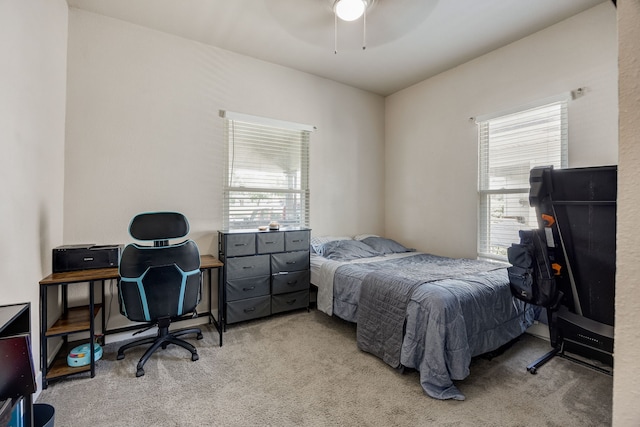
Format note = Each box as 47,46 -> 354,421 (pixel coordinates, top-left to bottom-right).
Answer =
119,212 -> 201,323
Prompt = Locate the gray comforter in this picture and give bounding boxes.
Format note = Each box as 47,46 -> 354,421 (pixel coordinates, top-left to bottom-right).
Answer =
332,254 -> 534,400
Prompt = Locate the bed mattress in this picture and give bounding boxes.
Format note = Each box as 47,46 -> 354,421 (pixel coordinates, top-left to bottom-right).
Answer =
311,251 -> 534,400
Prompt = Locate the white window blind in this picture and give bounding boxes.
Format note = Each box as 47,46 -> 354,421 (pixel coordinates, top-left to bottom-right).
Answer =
222,112 -> 312,230
477,99 -> 568,260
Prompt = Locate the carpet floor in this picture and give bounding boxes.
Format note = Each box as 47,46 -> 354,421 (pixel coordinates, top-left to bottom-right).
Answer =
36,309 -> 612,426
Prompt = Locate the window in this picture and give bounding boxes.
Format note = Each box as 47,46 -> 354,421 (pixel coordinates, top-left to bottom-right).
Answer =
221,111 -> 312,230
477,98 -> 568,260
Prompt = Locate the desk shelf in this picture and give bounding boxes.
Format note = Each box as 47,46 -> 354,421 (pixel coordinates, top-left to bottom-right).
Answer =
43,305 -> 102,383
45,339 -> 94,380
40,275 -> 105,389
45,305 -> 101,337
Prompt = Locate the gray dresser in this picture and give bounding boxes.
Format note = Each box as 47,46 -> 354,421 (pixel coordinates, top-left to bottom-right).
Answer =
218,228 -> 311,327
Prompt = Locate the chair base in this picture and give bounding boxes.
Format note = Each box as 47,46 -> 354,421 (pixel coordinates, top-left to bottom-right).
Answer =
117,318 -> 203,377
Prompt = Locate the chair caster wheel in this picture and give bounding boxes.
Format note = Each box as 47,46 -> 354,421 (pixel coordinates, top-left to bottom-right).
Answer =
197,333 -> 203,340
136,368 -> 145,377
528,367 -> 537,375
162,343 -> 168,349
117,353 -> 125,360
192,353 -> 199,362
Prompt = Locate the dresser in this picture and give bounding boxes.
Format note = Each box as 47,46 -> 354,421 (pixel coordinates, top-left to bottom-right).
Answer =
218,228 -> 311,328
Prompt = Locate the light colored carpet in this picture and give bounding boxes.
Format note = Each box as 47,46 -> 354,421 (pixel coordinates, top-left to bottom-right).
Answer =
37,309 -> 612,426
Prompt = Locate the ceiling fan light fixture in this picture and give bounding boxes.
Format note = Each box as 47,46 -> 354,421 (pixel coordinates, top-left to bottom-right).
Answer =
334,0 -> 366,22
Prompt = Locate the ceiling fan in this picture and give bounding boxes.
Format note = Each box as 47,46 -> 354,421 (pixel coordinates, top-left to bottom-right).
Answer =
264,0 -> 437,53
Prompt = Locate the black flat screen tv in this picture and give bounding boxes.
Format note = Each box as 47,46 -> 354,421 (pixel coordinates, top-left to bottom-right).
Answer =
0,335 -> 36,400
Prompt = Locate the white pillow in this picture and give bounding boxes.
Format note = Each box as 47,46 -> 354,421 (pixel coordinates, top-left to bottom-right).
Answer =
353,234 -> 379,241
310,236 -> 352,253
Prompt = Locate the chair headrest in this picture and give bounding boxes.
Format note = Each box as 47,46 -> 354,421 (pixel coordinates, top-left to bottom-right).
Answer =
129,212 -> 190,241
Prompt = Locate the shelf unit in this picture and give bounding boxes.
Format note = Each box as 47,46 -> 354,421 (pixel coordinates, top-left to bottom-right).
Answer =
39,268 -> 114,389
43,305 -> 102,381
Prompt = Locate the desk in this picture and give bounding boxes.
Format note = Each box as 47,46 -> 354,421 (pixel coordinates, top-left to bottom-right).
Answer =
39,255 -> 222,388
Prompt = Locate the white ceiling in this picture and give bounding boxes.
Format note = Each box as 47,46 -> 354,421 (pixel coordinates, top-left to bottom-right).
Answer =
65,0 -> 610,96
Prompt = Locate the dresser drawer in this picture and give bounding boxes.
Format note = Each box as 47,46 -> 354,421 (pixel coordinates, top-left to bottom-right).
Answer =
226,276 -> 270,302
226,295 -> 271,324
271,251 -> 309,273
272,270 -> 310,295
226,254 -> 270,280
285,230 -> 310,252
271,290 -> 309,314
224,234 -> 256,257
257,232 -> 284,253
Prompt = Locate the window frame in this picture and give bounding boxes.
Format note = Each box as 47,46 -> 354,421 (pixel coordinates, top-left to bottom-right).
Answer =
221,111 -> 313,231
477,96 -> 569,260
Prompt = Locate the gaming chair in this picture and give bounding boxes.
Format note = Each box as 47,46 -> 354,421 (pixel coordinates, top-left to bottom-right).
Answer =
117,212 -> 203,377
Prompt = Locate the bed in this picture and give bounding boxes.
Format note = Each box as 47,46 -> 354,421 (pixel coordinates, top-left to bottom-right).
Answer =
310,235 -> 535,400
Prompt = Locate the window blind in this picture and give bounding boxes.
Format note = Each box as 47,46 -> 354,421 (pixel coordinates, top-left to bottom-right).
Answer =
222,113 -> 311,230
477,100 -> 568,260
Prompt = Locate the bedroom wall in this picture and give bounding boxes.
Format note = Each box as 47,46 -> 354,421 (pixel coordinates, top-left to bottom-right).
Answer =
64,9 -> 385,318
0,0 -> 68,382
384,2 -> 618,259
65,9 -> 385,249
613,1 -> 640,424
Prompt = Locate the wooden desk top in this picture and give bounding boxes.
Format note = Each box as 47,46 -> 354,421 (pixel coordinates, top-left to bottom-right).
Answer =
40,254 -> 222,286
200,254 -> 224,269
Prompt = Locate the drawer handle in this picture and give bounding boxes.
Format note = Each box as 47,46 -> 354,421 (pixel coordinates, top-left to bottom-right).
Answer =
292,239 -> 302,243
287,280 -> 298,286
242,266 -> 254,269
286,299 -> 297,305
243,286 -> 256,291
234,243 -> 247,247
265,241 -> 275,244
244,307 -> 256,313
286,261 -> 296,265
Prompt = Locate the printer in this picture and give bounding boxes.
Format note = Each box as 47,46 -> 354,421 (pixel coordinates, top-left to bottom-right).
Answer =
52,244 -> 123,273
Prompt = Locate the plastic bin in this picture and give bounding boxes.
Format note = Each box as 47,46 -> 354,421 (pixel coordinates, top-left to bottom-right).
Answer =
33,403 -> 55,427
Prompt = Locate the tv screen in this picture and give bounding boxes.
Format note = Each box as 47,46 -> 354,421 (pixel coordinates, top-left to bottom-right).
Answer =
0,335 -> 36,400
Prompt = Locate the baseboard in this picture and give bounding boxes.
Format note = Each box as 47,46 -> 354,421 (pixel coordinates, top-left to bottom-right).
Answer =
33,371 -> 42,401
526,321 -> 550,341
104,316 -> 211,345
45,340 -> 63,368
